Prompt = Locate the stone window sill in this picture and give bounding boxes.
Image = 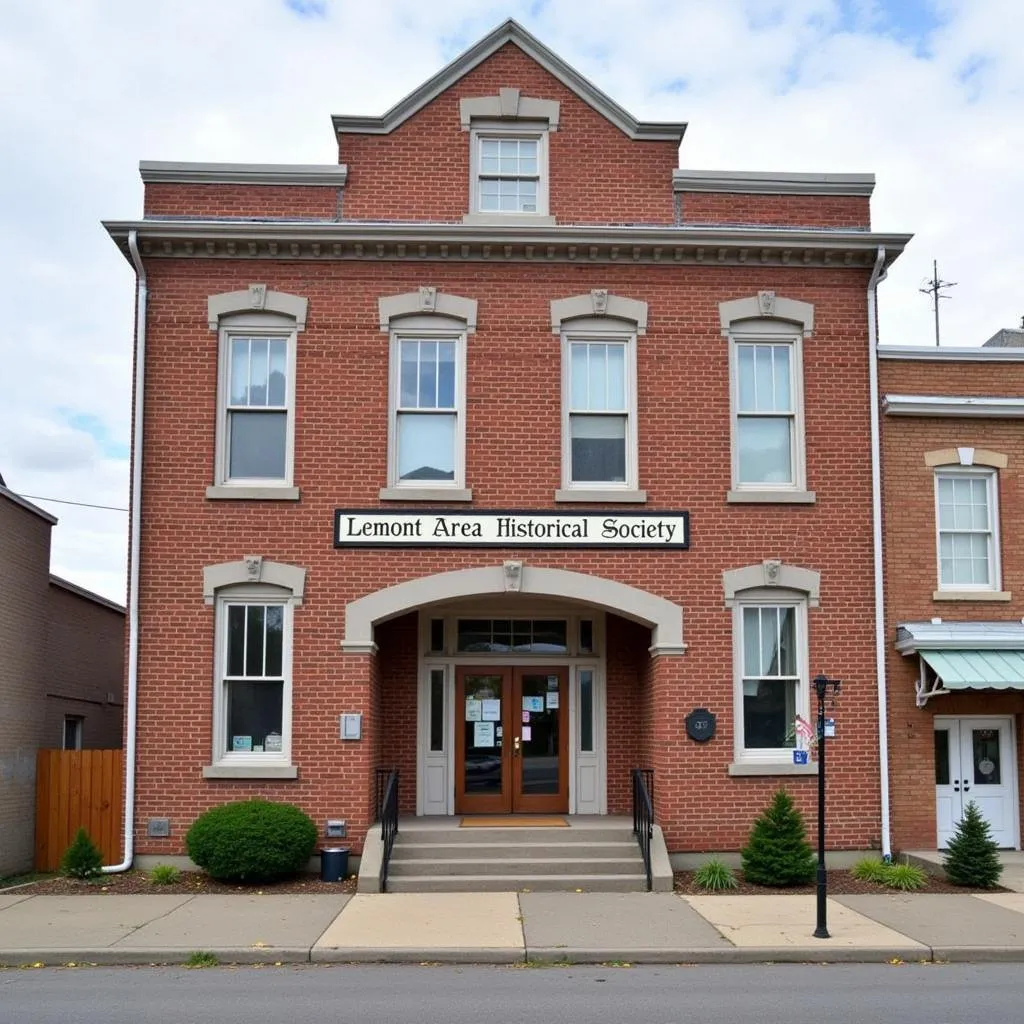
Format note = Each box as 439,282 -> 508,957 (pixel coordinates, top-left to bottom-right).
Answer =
728,761 -> 818,777
462,213 -> 556,227
555,489 -> 647,503
202,764 -> 298,780
727,489 -> 816,504
378,487 -> 473,502
206,485 -> 300,501
933,590 -> 1012,602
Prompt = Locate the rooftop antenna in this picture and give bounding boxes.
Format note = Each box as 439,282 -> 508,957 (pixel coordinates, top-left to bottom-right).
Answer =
919,259 -> 957,347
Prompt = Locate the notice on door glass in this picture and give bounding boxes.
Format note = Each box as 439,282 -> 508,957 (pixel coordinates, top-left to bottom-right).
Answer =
547,676 -> 559,690
481,699 -> 501,722
521,725 -> 532,741
523,696 -> 544,712
465,699 -> 482,722
474,721 -> 495,747
522,710 -> 531,723
546,692 -> 559,709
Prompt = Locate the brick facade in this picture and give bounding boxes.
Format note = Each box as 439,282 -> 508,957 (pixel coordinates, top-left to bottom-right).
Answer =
112,23 -> 906,864
880,356 -> 1024,851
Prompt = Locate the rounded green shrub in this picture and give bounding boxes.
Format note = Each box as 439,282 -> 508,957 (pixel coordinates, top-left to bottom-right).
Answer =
60,827 -> 104,880
185,799 -> 318,882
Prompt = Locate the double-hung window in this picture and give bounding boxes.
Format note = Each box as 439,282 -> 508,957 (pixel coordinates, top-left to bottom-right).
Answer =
225,333 -> 291,480
476,135 -> 541,214
935,469 -> 1000,592
393,333 -> 462,486
215,596 -> 291,767
721,296 -> 813,503
567,338 -> 630,485
734,597 -> 809,764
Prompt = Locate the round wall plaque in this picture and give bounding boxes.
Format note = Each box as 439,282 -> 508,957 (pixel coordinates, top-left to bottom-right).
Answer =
685,708 -> 716,743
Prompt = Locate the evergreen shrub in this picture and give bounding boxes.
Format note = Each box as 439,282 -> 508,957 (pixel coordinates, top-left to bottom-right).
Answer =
185,799 -> 317,882
60,827 -> 104,880
944,801 -> 1003,889
740,789 -> 817,886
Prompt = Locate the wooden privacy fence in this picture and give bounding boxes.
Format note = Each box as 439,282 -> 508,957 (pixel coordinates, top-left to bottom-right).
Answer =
35,749 -> 123,871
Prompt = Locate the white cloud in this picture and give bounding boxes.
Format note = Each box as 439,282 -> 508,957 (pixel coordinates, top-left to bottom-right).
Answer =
2,0 -> 1020,602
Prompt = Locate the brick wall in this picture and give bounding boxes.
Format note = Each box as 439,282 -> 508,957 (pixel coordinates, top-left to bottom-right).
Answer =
130,254 -> 882,856
679,192 -> 871,229
144,184 -> 340,220
0,499 -> 52,876
880,357 -> 1024,850
43,584 -> 125,751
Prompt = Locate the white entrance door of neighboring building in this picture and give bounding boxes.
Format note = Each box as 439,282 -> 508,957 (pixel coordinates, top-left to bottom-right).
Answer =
934,716 -> 1018,849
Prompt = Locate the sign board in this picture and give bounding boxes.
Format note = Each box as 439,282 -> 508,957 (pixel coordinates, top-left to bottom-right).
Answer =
335,509 -> 689,549
793,749 -> 809,765
684,708 -> 716,743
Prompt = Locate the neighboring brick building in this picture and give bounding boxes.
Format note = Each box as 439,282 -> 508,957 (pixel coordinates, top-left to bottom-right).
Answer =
880,344 -> 1024,852
0,478 -> 125,876
104,20 -> 911,871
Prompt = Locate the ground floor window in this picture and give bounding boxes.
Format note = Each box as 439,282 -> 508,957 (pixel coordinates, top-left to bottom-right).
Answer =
62,715 -> 83,750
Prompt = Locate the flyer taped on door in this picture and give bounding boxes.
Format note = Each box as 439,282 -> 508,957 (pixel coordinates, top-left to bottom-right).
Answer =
481,699 -> 501,721
474,721 -> 495,747
521,725 -> 532,741
465,699 -> 482,722
546,692 -> 559,709
523,696 -> 544,712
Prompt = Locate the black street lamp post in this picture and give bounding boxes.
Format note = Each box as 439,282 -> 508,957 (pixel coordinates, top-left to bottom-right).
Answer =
812,673 -> 841,939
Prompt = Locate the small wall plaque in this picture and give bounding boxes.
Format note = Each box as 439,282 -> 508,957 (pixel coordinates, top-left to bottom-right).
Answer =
685,708 -> 716,743
340,713 -> 362,740
793,750 -> 810,765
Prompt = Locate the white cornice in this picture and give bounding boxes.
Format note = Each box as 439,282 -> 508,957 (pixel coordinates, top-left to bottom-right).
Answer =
674,170 -> 875,196
330,19 -> 686,143
0,484 -> 58,524
878,345 -> 1024,362
104,219 -> 911,270
139,162 -> 348,187
884,394 -> 1024,418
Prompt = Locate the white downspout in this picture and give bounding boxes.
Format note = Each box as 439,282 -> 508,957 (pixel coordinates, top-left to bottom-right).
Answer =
867,245 -> 892,861
104,230 -> 145,872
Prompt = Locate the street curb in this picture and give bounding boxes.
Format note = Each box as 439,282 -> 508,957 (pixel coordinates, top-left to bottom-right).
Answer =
0,947 -> 312,967
311,946 -> 525,964
523,945 -> 930,964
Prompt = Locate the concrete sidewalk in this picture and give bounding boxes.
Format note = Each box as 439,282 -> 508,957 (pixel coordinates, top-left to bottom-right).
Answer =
4,889 -> 1024,966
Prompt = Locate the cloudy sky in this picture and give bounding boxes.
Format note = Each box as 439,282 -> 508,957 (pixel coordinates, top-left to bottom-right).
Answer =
1,0 -> 1020,604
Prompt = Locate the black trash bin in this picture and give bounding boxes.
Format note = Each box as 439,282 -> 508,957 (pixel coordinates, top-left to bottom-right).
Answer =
320,847 -> 350,883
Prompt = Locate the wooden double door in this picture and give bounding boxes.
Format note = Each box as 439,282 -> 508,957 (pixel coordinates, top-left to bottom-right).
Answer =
455,666 -> 569,814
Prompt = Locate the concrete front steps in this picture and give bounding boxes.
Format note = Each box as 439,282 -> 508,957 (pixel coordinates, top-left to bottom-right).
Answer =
383,821 -> 652,893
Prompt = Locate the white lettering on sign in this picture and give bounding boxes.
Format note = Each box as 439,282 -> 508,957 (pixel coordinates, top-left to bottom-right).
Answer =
334,510 -> 689,548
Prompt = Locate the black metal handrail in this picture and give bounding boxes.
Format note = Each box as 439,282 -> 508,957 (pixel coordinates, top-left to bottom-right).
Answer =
378,768 -> 399,892
631,768 -> 654,892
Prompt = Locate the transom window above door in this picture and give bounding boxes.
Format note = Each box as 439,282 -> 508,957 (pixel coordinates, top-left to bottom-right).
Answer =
457,619 -> 568,654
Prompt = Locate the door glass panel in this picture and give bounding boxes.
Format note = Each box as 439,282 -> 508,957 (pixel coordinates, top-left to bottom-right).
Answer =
973,728 -> 1001,785
429,669 -> 445,752
463,675 -> 503,795
934,729 -> 950,786
579,669 -> 594,752
519,674 -> 560,794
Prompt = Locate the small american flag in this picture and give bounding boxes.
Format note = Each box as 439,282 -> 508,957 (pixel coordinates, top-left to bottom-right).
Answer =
794,716 -> 815,743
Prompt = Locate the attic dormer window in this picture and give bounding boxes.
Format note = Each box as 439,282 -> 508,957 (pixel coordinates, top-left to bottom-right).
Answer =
460,88 -> 559,225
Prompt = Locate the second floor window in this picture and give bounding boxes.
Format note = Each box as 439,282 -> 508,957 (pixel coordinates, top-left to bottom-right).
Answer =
936,469 -> 999,591
226,335 -> 291,480
393,335 -> 462,485
735,341 -> 796,486
568,340 -> 629,484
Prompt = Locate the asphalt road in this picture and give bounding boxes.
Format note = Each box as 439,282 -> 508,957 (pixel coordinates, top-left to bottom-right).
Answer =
0,963 -> 1021,1024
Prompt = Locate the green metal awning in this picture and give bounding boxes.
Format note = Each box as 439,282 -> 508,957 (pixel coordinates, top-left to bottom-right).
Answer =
919,649 -> 1024,690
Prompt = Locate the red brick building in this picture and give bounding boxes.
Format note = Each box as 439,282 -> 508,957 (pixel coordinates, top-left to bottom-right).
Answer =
104,21 -> 911,877
880,343 -> 1024,852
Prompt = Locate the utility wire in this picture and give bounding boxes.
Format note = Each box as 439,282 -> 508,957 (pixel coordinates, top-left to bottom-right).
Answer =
16,493 -> 129,512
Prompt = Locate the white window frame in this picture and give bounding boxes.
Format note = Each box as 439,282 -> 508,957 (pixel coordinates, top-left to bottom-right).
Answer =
731,590 -> 810,767
386,320 -> 468,495
934,467 -> 1001,593
728,320 -> 807,498
559,320 -> 639,496
468,122 -> 550,219
212,312 -> 298,495
211,585 -> 294,772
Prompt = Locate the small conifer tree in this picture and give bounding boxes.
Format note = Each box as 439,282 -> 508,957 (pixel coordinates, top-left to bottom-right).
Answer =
944,801 -> 1003,888
60,827 -> 104,880
741,788 -> 817,886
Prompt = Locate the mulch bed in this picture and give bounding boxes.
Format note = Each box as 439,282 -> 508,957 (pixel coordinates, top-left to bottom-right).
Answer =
1,870 -> 357,897
673,869 -> 1007,896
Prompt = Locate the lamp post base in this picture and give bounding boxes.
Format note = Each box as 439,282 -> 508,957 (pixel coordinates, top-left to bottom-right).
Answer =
814,864 -> 829,938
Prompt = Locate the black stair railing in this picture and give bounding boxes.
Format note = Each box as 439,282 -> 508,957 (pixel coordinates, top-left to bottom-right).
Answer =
377,767 -> 399,892
631,768 -> 654,891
